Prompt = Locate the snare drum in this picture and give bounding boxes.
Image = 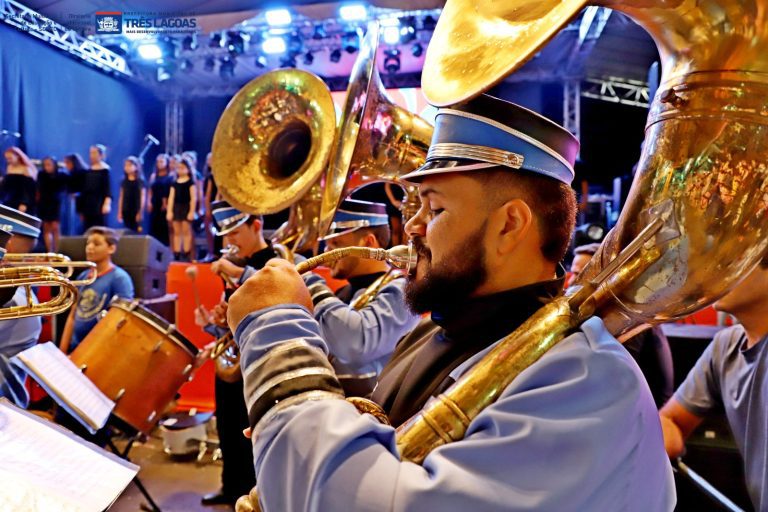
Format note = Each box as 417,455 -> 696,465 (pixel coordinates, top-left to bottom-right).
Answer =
69,298 -> 199,434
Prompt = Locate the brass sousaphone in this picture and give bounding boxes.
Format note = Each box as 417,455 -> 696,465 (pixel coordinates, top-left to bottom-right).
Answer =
212,68 -> 337,254
392,0 -> 768,463
210,69 -> 337,380
318,22 -> 434,237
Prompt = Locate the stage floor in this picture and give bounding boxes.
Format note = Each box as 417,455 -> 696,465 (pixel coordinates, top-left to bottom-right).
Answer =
111,433 -> 230,511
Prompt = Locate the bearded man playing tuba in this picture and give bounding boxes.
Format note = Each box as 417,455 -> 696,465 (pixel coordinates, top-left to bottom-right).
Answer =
227,94 -> 675,511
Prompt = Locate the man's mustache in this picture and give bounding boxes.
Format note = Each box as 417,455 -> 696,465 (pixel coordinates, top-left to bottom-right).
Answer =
411,237 -> 431,260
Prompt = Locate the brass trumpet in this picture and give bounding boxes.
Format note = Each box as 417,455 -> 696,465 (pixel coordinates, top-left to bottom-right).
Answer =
0,265 -> 79,319
3,253 -> 97,286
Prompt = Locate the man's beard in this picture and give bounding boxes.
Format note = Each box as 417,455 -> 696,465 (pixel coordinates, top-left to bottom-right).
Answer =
405,222 -> 488,314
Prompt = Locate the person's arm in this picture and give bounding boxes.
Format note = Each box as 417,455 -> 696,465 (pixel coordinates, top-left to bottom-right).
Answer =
138,184 -> 146,221
101,171 -> 112,215
305,274 -> 418,366
659,336 -> 723,459
166,187 -> 175,221
59,307 -> 77,354
233,306 -> 673,512
112,267 -> 134,300
659,399 -> 704,458
187,183 -> 197,221
146,185 -> 154,213
117,185 -> 124,223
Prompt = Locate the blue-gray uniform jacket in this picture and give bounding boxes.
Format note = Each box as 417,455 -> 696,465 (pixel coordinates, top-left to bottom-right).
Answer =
302,271 -> 420,384
0,287 -> 42,407
235,306 -> 676,511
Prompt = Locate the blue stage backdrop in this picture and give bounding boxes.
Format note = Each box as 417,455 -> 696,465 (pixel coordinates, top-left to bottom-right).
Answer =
0,23 -> 162,233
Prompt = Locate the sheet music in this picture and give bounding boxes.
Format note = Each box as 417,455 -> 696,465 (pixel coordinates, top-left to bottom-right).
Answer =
0,399 -> 138,512
12,342 -> 114,432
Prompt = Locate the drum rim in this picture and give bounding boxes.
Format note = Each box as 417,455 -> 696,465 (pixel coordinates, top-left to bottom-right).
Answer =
110,297 -> 199,356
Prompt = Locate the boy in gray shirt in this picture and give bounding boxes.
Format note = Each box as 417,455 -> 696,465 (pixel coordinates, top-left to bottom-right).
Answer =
660,256 -> 768,510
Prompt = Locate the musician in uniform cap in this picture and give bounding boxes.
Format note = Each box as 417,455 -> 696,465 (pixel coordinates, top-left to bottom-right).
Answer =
227,95 -> 675,511
197,200 -> 281,507
301,198 -> 419,396
0,205 -> 43,408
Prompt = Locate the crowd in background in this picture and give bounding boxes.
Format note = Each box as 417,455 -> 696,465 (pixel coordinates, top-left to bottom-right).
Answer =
0,146 -> 219,261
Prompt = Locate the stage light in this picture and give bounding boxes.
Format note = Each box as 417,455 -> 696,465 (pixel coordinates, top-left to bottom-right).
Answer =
157,66 -> 172,82
255,55 -> 268,68
303,51 -> 314,66
181,35 -> 197,51
204,56 -> 216,72
329,48 -> 342,63
287,34 -> 303,55
399,17 -> 417,44
280,55 -> 296,68
137,42 -> 163,60
573,223 -> 606,246
312,24 -> 327,40
209,32 -> 223,48
262,36 -> 286,54
339,4 -> 367,21
343,31 -> 359,54
219,57 -> 235,80
383,25 -> 400,45
411,43 -> 423,58
180,59 -> 193,72
227,31 -> 246,55
266,9 -> 291,26
383,49 -> 400,74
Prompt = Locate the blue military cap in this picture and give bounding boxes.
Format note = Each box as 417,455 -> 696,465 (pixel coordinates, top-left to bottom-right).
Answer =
402,94 -> 579,185
0,205 -> 41,239
324,199 -> 389,241
211,200 -> 250,236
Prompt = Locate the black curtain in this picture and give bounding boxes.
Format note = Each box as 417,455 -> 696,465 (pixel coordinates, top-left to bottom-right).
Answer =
0,23 -> 162,232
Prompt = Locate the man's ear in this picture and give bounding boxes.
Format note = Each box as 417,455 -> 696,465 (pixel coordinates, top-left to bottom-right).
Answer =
493,199 -> 534,255
250,218 -> 263,234
360,232 -> 378,248
107,243 -> 117,256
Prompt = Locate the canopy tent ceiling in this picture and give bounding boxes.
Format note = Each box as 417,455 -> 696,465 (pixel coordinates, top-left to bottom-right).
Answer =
13,1 -> 658,99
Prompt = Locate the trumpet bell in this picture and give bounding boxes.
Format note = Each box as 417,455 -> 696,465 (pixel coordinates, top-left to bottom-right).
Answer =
212,69 -> 336,215
319,22 -> 434,237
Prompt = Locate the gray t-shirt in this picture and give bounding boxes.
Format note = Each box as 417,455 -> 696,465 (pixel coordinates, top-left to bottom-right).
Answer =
675,324 -> 768,510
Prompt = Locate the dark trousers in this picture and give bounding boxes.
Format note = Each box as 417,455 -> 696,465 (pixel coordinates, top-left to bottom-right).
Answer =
215,375 -> 256,498
149,210 -> 169,246
82,212 -> 105,230
122,209 -> 140,232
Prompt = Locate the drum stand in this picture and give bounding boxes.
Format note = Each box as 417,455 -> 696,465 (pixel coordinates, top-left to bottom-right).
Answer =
106,429 -> 163,512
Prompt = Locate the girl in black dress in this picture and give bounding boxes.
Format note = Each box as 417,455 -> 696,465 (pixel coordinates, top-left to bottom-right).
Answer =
63,153 -> 88,227
166,156 -> 197,260
1,146 -> 37,214
117,156 -> 146,232
147,153 -> 173,245
38,156 -> 69,252
80,144 -> 111,229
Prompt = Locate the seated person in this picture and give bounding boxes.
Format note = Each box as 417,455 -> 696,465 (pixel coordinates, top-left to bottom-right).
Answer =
60,226 -> 133,354
660,257 -> 768,510
0,205 -> 43,407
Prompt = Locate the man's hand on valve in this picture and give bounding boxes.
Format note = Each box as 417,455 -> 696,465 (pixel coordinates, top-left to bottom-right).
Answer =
227,258 -> 313,332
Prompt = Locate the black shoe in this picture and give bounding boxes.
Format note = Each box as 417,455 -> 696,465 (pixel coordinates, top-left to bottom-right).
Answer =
201,491 -> 236,506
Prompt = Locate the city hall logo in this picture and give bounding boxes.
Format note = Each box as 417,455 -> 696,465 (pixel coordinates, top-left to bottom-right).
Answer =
95,12 -> 122,34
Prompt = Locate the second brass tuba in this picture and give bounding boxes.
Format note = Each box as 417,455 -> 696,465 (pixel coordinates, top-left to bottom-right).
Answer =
318,22 -> 434,237
211,69 -> 337,253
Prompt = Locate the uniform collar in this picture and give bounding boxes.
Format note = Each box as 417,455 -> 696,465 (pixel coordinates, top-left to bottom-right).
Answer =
431,266 -> 565,345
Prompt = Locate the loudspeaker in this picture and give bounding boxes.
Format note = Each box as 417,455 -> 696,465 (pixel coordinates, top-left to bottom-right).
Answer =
59,235 -> 172,299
